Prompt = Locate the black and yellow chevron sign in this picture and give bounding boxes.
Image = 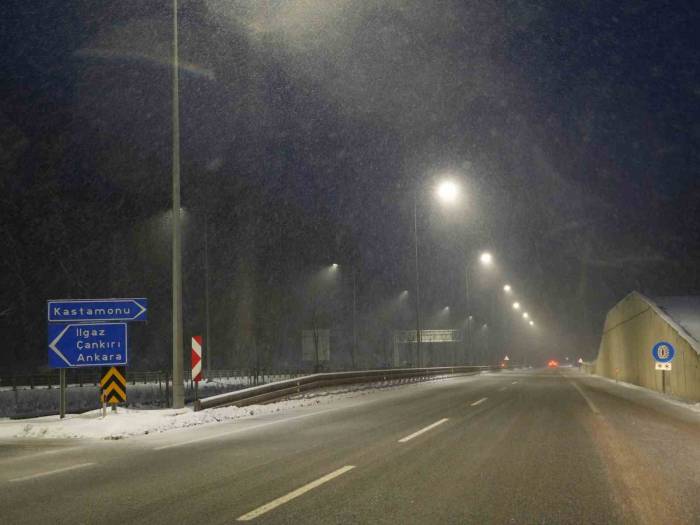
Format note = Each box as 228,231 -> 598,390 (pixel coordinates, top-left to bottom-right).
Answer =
100,366 -> 126,404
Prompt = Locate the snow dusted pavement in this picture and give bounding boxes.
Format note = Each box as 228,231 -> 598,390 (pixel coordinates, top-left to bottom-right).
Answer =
1,369 -> 700,524
0,373 -> 472,441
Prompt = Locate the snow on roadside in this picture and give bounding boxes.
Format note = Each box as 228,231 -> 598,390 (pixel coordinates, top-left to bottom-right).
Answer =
0,374 -> 472,440
2,404 -> 297,441
577,371 -> 700,414
0,395 -> 339,441
0,376 -> 260,418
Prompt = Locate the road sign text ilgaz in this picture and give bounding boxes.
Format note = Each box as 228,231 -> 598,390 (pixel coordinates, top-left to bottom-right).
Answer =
48,323 -> 128,368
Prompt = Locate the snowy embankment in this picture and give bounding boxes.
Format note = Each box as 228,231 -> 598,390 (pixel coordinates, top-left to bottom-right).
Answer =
0,400 -> 319,441
583,372 -> 700,414
0,376 -> 459,440
0,376 -> 271,419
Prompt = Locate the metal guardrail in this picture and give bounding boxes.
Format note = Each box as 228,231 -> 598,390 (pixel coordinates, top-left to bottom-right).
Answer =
0,369 -> 307,391
195,365 -> 499,411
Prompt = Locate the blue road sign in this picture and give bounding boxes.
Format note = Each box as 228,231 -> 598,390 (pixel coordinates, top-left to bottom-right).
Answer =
651,341 -> 675,363
48,323 -> 128,368
47,298 -> 147,323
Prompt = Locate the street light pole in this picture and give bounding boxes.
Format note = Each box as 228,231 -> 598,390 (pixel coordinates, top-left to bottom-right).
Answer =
464,262 -> 471,364
413,189 -> 422,367
171,0 -> 184,408
352,268 -> 357,369
204,213 -> 211,374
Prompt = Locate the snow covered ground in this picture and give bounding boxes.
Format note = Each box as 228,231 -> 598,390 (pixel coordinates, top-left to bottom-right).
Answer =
0,401 -> 317,440
0,375 -> 462,440
0,375 -> 280,418
581,371 -> 700,414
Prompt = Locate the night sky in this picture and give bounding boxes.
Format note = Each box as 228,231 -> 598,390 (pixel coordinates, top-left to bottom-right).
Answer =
1,1 -> 698,371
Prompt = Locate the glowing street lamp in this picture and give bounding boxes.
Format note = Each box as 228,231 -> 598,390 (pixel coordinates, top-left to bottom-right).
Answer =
479,252 -> 493,266
529,320 -> 535,326
436,179 -> 460,204
503,284 -> 512,293
523,312 -> 529,319
513,302 -> 521,310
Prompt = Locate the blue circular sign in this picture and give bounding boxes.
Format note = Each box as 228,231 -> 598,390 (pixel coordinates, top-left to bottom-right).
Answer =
652,341 -> 675,363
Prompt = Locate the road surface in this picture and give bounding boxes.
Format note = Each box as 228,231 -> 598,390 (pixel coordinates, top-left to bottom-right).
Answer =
1,368 -> 699,524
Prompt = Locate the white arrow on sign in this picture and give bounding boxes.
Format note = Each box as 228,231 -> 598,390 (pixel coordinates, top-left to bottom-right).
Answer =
655,362 -> 672,371
49,325 -> 72,367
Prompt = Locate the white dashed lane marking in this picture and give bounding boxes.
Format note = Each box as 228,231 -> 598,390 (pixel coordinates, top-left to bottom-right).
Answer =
398,418 -> 450,443
236,466 -> 356,521
8,462 -> 96,483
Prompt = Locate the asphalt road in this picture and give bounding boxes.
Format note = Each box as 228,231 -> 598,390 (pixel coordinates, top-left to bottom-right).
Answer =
1,368 -> 699,524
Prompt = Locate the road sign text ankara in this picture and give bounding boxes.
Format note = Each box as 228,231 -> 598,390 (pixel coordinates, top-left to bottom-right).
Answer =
48,323 -> 128,368
48,298 -> 147,323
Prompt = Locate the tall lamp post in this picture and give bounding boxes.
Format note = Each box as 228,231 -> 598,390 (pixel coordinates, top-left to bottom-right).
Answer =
411,178 -> 462,367
412,189 -> 422,367
204,213 -> 211,374
331,263 -> 358,369
352,268 -> 357,369
171,0 -> 184,408
464,251 -> 493,364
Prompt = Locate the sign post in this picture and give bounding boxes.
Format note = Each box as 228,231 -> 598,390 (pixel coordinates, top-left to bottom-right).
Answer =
59,369 -> 66,419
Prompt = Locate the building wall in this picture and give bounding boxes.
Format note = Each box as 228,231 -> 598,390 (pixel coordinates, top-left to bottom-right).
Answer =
593,293 -> 700,402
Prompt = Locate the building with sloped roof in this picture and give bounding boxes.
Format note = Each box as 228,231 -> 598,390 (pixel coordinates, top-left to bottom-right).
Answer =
591,291 -> 700,402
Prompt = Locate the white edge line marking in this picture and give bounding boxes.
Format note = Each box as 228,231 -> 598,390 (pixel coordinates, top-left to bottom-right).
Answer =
499,386 -> 507,391
153,408 -> 340,451
236,465 -> 355,521
1,446 -> 82,465
512,381 -> 518,384
568,379 -> 601,415
470,397 -> 488,406
398,418 -> 449,443
8,462 -> 95,482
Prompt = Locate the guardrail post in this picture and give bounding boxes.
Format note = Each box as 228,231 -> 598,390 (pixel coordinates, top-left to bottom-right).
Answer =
59,369 -> 68,419
165,371 -> 170,407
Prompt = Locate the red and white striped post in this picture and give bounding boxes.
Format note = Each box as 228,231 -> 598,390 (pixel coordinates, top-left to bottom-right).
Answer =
191,335 -> 203,401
